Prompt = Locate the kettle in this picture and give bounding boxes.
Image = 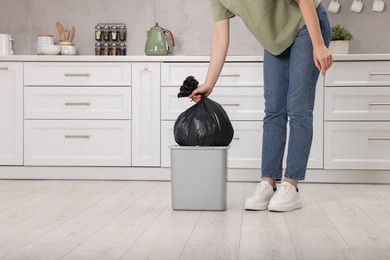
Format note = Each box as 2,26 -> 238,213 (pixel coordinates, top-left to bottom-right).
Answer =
145,23 -> 175,55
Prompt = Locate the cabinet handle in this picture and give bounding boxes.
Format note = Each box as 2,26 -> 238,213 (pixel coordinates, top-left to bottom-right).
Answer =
220,103 -> 240,107
0,67 -> 9,71
368,137 -> 390,141
233,137 -> 240,140
369,72 -> 390,76
64,73 -> 90,77
220,74 -> 240,78
65,135 -> 90,139
65,102 -> 91,106
369,103 -> 390,106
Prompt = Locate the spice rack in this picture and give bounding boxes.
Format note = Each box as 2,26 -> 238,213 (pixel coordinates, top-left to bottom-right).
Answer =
95,23 -> 127,56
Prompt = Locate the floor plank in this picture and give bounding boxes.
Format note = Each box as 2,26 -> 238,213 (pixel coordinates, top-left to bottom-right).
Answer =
306,184 -> 390,250
0,181 -> 128,259
179,183 -> 246,260
60,182 -> 170,260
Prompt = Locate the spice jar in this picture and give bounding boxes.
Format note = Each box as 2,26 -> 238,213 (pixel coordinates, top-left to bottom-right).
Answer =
103,42 -> 110,56
95,42 -> 102,56
103,25 -> 110,41
111,26 -> 119,42
119,42 -> 126,56
95,25 -> 103,41
119,25 -> 127,41
110,43 -> 117,56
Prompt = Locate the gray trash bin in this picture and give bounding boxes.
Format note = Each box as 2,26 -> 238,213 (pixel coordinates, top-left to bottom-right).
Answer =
170,145 -> 229,211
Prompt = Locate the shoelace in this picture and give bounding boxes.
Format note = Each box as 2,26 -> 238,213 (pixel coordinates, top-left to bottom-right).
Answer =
251,184 -> 269,197
273,184 -> 292,199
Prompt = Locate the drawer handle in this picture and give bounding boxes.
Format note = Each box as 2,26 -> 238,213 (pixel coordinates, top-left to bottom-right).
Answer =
220,74 -> 240,78
221,103 -> 240,107
64,73 -> 90,77
65,135 -> 90,139
0,67 -> 9,71
368,137 -> 390,141
233,137 -> 240,140
369,103 -> 390,106
369,72 -> 390,76
65,102 -> 91,106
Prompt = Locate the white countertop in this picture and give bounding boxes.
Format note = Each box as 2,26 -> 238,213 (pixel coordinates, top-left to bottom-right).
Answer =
1,54 -> 390,62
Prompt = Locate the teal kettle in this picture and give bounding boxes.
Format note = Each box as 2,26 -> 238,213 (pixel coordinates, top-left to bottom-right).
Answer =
145,22 -> 175,55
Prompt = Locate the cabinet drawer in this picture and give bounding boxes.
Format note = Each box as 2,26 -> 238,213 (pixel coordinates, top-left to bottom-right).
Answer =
161,121 -> 262,168
24,62 -> 131,86
161,62 -> 263,87
325,87 -> 390,121
25,87 -> 131,119
326,61 -> 390,86
161,87 -> 264,120
324,122 -> 390,170
24,120 -> 131,166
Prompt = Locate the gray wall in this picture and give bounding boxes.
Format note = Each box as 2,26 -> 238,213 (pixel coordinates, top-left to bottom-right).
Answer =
0,0 -> 389,55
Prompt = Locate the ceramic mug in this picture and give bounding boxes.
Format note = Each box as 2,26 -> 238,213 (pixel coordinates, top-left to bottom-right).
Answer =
328,0 -> 341,13
350,0 -> 364,13
372,0 -> 385,12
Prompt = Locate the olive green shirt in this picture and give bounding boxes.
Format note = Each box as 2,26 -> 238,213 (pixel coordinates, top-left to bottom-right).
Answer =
210,0 -> 321,55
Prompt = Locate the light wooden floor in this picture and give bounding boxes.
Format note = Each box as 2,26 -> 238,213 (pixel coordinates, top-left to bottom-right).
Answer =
1,180 -> 390,260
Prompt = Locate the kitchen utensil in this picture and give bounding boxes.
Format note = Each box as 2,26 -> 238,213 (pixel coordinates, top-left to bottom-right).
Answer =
40,45 -> 61,55
145,22 -> 175,56
56,21 -> 63,40
350,0 -> 364,13
328,0 -> 341,13
0,34 -> 11,56
69,26 -> 75,42
372,0 -> 385,12
37,34 -> 54,54
63,26 -> 70,41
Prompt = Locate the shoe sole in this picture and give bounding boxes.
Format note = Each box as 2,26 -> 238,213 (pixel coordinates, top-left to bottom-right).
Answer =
268,200 -> 302,212
244,202 -> 269,211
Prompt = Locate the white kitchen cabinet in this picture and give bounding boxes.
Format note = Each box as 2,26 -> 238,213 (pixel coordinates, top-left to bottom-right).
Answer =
161,62 -> 263,87
324,122 -> 390,170
326,61 -> 390,87
25,87 -> 132,119
24,62 -> 131,86
0,62 -> 23,165
131,63 -> 161,166
24,120 -> 131,166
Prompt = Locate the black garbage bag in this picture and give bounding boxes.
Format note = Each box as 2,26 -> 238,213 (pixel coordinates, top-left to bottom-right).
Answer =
174,76 -> 234,146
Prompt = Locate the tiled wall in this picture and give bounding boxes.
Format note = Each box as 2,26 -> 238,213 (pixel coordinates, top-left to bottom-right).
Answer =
0,0 -> 388,55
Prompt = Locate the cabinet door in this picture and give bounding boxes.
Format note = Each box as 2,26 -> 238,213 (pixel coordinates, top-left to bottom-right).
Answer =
0,63 -> 23,165
131,63 -> 161,166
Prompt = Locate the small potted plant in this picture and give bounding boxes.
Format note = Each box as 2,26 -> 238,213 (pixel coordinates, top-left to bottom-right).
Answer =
329,24 -> 353,54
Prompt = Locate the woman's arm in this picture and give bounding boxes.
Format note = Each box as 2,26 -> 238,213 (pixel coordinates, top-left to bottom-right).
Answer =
188,19 -> 230,102
295,0 -> 333,76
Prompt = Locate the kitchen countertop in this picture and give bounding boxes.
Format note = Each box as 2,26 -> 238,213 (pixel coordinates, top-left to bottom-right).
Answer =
1,54 -> 390,62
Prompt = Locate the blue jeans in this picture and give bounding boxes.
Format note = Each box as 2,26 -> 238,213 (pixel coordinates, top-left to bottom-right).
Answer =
261,3 -> 331,181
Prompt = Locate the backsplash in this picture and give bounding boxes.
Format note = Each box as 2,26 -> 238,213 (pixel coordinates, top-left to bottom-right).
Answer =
0,0 -> 388,55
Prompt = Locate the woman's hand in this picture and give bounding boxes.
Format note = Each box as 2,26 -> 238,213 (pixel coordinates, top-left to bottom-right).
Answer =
188,83 -> 213,103
313,45 -> 333,76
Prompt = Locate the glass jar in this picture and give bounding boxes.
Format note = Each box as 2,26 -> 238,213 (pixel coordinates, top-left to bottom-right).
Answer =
103,42 -> 110,56
111,26 -> 119,42
119,42 -> 126,56
103,26 -> 110,41
119,25 -> 127,41
95,25 -> 103,41
37,34 -> 54,55
110,43 -> 117,56
95,42 -> 102,56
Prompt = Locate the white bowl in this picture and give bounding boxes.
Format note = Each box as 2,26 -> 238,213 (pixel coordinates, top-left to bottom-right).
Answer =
40,45 -> 61,55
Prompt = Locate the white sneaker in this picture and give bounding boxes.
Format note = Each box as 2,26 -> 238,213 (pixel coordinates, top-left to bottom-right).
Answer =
244,181 -> 276,211
268,182 -> 302,212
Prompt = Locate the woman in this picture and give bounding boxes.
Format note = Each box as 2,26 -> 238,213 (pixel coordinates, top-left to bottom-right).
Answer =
189,0 -> 333,212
